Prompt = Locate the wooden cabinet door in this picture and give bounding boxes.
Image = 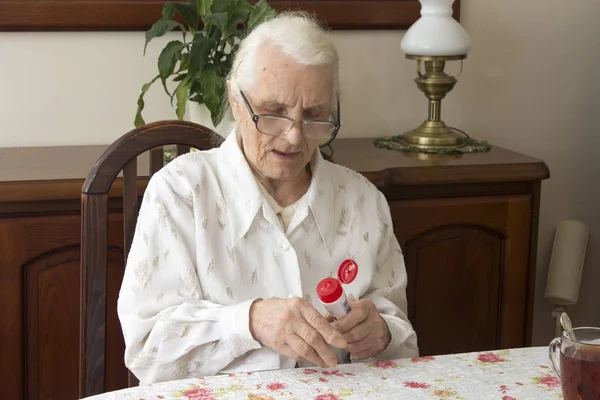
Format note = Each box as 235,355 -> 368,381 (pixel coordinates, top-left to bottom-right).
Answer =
0,212 -> 127,400
388,195 -> 533,357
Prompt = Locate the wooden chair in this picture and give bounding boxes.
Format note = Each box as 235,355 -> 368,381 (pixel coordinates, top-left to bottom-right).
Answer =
79,120 -> 224,398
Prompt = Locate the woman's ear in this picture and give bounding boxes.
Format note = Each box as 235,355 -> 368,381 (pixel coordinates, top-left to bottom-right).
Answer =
227,80 -> 241,121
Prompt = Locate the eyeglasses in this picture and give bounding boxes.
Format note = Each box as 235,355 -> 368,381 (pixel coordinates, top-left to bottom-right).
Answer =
239,90 -> 340,144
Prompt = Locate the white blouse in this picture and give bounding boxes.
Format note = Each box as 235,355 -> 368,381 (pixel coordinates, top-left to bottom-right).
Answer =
117,130 -> 419,384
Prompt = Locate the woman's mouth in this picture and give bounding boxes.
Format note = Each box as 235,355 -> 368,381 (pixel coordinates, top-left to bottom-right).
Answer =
272,150 -> 301,159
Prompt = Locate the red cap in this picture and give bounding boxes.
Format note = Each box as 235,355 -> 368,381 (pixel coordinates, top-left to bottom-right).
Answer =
338,259 -> 358,284
316,277 -> 343,304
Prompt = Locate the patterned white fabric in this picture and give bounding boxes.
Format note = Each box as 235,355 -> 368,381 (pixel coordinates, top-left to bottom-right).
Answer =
82,347 -> 562,400
117,129 -> 419,384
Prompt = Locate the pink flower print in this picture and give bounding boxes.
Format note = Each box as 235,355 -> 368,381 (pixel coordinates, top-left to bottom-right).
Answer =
266,382 -> 286,391
180,386 -> 215,400
411,356 -> 435,363
345,372 -> 356,376
477,352 -> 506,363
538,376 -> 560,387
322,370 -> 344,377
303,368 -> 318,374
319,377 -> 328,382
314,395 -> 342,400
373,360 -> 397,369
502,397 -> 517,400
404,381 -> 430,389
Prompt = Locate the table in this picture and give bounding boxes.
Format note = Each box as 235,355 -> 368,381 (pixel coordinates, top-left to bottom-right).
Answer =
82,347 -> 561,399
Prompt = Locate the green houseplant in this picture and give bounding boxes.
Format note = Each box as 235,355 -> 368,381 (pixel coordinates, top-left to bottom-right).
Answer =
134,0 -> 277,129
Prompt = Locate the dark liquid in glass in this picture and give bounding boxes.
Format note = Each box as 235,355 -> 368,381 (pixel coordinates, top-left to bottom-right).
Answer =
560,346 -> 600,400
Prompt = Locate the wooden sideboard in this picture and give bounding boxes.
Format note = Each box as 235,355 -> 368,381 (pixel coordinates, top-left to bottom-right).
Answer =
0,139 -> 549,400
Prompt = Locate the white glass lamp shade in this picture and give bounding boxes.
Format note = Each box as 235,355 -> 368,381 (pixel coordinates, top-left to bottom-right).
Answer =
401,0 -> 472,57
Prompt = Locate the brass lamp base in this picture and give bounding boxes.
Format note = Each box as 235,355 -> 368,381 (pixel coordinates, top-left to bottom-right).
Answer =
401,121 -> 465,148
402,54 -> 468,150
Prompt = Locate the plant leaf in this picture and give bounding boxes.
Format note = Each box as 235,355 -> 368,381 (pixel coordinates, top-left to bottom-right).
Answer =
214,84 -> 229,126
162,2 -> 177,19
175,77 -> 191,120
134,75 -> 160,127
144,19 -> 179,55
247,0 -> 276,31
173,3 -> 199,30
188,35 -> 216,79
162,3 -> 193,37
207,24 -> 223,44
177,52 -> 190,73
201,12 -> 228,35
210,0 -> 241,14
190,93 -> 204,103
158,41 -> 185,78
226,1 -> 252,34
219,45 -> 237,75
199,64 -> 225,126
210,0 -> 251,38
158,40 -> 185,96
196,0 -> 214,15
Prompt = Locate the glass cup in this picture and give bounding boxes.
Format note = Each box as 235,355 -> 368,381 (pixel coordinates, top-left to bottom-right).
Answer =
549,327 -> 600,399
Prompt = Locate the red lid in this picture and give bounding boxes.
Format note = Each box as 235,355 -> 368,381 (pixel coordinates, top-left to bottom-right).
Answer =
316,277 -> 343,304
338,259 -> 358,284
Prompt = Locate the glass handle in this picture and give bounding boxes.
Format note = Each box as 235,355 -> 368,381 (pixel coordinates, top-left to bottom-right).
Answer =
549,337 -> 562,382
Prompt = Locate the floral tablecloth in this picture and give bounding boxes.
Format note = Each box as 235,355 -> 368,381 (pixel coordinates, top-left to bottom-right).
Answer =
84,347 -> 562,399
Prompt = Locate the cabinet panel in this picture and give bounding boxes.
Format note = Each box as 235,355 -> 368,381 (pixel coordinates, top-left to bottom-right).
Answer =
406,226 -> 502,356
24,247 -> 80,400
389,195 -> 533,356
0,212 -> 126,400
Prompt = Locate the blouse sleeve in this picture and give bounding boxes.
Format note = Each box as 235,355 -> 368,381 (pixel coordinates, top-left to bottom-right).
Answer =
362,191 -> 419,360
117,171 -> 262,384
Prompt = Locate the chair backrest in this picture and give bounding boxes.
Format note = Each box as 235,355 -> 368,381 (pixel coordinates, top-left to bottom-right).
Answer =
79,120 -> 224,398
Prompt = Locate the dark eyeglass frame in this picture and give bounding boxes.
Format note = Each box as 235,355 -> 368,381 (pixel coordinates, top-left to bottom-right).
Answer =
239,90 -> 341,147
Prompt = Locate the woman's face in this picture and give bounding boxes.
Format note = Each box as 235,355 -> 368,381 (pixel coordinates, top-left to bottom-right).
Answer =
228,42 -> 334,183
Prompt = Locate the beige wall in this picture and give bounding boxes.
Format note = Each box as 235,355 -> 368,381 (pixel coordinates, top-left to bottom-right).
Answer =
458,0 -> 600,345
0,0 -> 598,345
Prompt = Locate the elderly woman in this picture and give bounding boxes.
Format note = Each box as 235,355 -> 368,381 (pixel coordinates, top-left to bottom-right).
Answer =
118,12 -> 418,384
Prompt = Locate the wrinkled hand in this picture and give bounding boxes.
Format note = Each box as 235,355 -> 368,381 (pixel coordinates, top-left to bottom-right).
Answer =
332,298 -> 391,360
249,297 -> 347,368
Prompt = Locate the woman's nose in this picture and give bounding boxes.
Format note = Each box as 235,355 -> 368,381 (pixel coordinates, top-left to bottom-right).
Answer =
285,121 -> 305,145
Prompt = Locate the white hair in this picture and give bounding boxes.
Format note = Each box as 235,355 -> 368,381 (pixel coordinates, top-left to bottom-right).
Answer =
227,11 -> 340,110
